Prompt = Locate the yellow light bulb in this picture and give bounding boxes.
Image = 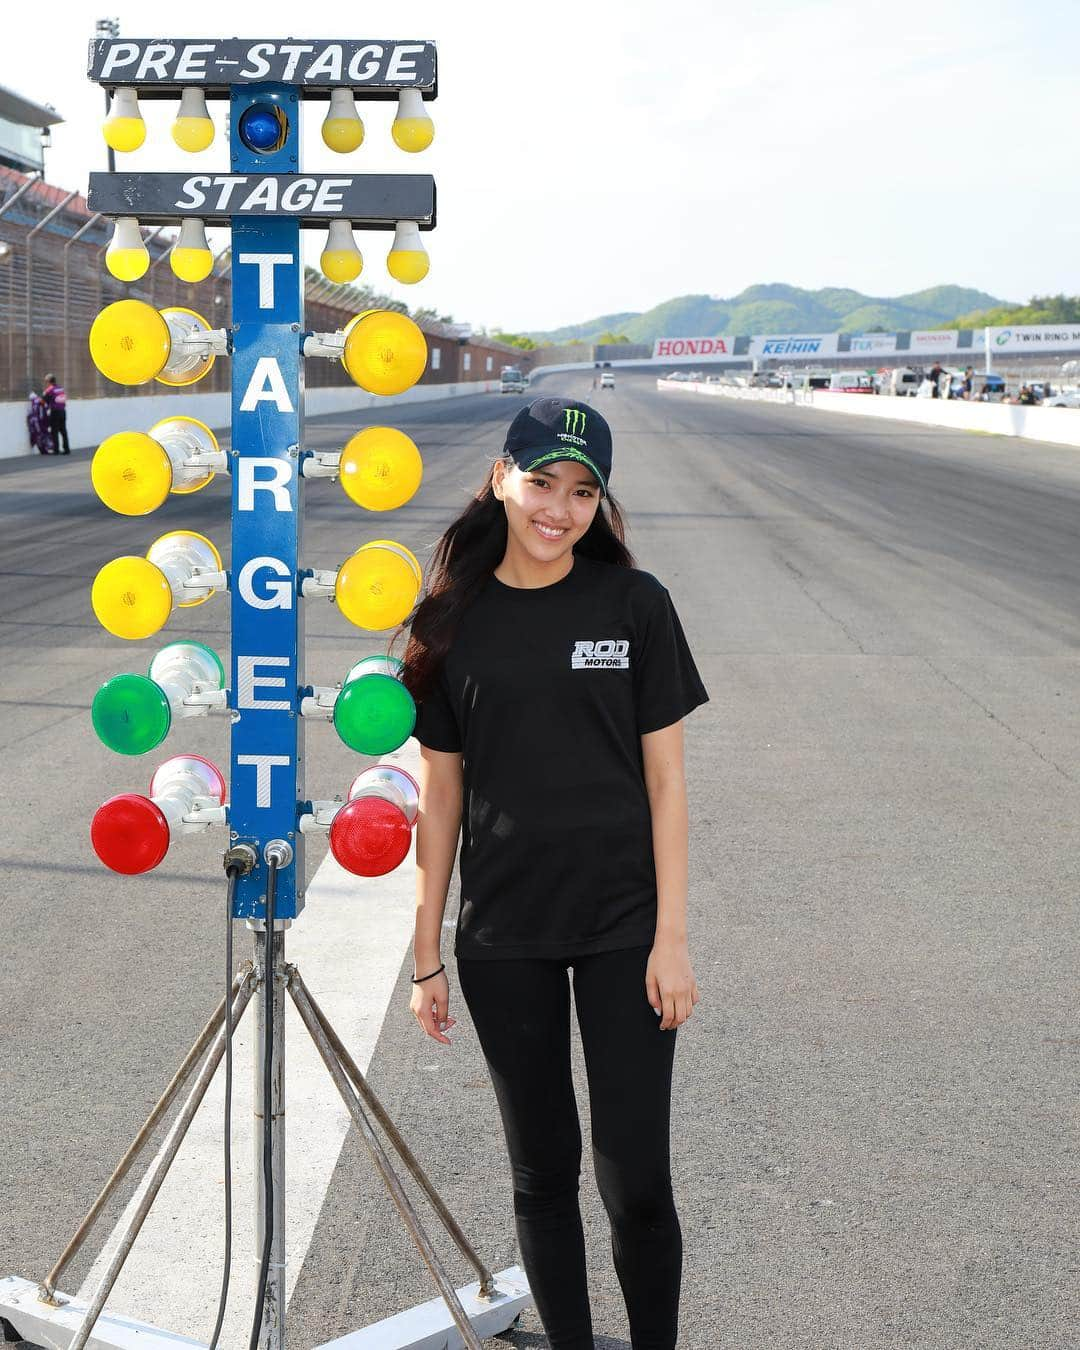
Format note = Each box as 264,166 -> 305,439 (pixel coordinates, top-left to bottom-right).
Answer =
170,218 -> 214,283
103,87 -> 146,153
92,556 -> 173,640
386,220 -> 429,285
89,300 -> 171,386
335,541 -> 421,631
105,217 -> 150,282
342,310 -> 427,396
92,431 -> 172,515
322,88 -> 364,152
171,88 -> 215,152
339,427 -> 423,511
320,220 -> 363,283
391,88 -> 434,153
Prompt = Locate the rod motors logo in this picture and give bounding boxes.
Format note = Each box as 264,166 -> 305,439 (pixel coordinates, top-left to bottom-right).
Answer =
571,639 -> 630,669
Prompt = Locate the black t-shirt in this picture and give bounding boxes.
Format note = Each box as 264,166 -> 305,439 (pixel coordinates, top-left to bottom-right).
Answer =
412,554 -> 710,960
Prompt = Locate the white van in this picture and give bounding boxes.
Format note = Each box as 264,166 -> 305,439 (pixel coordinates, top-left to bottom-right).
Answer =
889,367 -> 921,397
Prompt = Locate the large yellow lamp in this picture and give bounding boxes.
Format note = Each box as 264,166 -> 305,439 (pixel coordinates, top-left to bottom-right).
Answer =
338,427 -> 423,511
88,301 -> 172,386
342,310 -> 427,396
335,540 -> 422,630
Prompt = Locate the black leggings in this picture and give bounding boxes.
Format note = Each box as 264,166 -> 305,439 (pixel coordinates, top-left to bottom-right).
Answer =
456,945 -> 681,1350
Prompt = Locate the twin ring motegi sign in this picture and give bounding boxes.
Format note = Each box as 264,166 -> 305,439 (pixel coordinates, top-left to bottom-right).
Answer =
87,172 -> 436,229
87,39 -> 436,99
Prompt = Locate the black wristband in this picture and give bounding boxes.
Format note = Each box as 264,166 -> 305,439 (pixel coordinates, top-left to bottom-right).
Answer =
411,962 -> 445,984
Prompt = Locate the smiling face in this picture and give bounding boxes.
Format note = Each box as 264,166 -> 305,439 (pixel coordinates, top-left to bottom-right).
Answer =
492,457 -> 603,564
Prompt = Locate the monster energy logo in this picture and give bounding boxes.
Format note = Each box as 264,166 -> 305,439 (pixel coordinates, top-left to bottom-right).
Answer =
563,408 -> 587,437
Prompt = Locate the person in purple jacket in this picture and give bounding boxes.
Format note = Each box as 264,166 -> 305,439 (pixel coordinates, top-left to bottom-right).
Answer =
43,374 -> 70,455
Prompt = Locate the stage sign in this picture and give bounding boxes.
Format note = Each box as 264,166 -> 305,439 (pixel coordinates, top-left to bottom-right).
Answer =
88,38 -> 436,97
87,172 -> 436,228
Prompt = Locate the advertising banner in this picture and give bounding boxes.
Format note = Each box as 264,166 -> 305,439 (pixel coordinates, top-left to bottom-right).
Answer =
848,334 -> 897,355
652,336 -> 737,362
750,333 -> 839,359
907,330 -> 959,353
988,325 -> 1080,354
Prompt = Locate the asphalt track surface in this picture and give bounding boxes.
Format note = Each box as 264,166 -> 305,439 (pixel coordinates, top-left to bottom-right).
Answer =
2,370 -> 1078,1348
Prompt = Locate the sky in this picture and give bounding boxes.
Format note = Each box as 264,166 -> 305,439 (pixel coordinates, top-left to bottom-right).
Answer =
4,0 -> 1079,333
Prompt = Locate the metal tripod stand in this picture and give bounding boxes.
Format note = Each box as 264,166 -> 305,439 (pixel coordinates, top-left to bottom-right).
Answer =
1,931 -> 529,1350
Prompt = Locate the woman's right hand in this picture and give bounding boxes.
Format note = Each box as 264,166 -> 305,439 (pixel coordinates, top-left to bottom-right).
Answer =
410,970 -> 456,1046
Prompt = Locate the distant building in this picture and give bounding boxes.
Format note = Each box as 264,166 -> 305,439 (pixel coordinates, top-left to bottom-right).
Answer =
0,81 -> 63,176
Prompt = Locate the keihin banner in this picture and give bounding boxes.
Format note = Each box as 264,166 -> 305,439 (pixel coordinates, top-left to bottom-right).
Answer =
652,336 -> 737,362
989,325 -> 1080,353
749,333 -> 839,359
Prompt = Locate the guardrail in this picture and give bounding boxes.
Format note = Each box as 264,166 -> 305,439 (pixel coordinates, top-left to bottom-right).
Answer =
656,378 -> 1080,450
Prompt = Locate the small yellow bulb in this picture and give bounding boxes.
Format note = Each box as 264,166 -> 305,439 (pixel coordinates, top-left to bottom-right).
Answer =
342,310 -> 427,396
391,89 -> 434,153
170,218 -> 214,283
89,300 -> 171,386
386,220 -> 429,285
103,88 -> 146,153
321,220 -> 363,283
171,88 -> 215,153
106,217 -> 149,282
92,431 -> 173,515
335,541 -> 422,630
339,427 -> 423,511
92,556 -> 173,640
322,88 -> 364,152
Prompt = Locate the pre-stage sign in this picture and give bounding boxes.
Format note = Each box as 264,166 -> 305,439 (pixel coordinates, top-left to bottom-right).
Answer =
88,38 -> 436,96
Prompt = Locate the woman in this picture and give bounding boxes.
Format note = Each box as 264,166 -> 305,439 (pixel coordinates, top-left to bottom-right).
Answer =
397,395 -> 709,1350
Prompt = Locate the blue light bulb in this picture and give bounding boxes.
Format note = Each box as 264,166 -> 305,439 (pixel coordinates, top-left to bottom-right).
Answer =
239,103 -> 284,153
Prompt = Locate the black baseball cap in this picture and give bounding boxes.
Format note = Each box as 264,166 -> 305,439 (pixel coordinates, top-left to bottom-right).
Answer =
503,397 -> 612,496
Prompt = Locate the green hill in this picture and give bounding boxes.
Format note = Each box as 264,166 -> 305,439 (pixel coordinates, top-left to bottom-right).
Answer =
526,284 -> 1007,345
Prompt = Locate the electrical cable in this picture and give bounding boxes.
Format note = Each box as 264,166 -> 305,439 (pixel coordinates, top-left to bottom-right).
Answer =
206,862 -> 241,1350
249,856 -> 279,1350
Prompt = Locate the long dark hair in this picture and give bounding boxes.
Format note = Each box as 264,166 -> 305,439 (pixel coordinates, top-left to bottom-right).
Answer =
393,454 -> 635,701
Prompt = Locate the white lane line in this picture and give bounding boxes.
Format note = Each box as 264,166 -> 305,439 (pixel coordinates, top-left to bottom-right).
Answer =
77,741 -> 423,1346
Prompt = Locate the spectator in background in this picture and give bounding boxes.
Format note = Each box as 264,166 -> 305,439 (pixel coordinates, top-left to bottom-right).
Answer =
928,361 -> 944,398
962,366 -> 975,400
1018,385 -> 1037,406
43,374 -> 69,455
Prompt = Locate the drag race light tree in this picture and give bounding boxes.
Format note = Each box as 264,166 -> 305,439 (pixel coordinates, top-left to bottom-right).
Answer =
84,37 -> 439,912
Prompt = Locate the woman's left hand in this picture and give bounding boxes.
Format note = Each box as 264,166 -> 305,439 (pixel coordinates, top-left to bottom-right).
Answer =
646,940 -> 701,1031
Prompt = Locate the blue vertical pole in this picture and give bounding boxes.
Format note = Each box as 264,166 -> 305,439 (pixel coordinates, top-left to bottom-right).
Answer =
228,84 -> 304,922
